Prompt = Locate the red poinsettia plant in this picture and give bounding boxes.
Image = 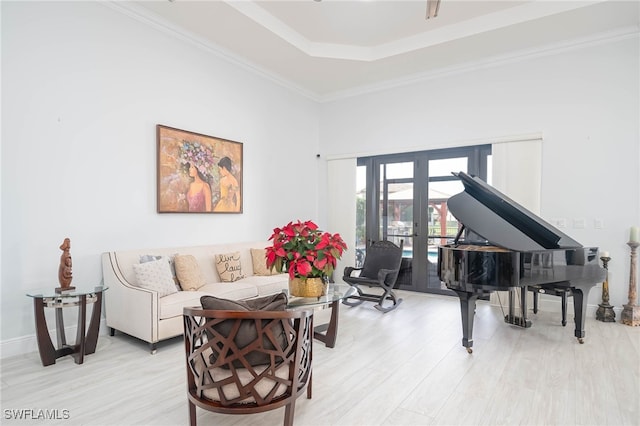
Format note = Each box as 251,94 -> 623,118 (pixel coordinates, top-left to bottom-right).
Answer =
266,220 -> 347,279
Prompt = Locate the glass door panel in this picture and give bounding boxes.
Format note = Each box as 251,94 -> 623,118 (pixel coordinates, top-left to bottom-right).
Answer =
355,165 -> 367,267
358,146 -> 490,295
426,179 -> 464,291
385,181 -> 413,253
378,161 -> 413,244
428,180 -> 464,243
421,157 -> 470,293
380,161 -> 414,291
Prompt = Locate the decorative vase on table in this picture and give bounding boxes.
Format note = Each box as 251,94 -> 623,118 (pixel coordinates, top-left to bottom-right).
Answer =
289,276 -> 328,297
265,220 -> 347,298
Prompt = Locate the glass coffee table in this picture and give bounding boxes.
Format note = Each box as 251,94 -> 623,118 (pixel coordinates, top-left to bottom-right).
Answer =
286,283 -> 355,348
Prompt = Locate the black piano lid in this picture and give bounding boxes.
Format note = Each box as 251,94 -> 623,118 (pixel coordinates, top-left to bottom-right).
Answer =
447,172 -> 582,251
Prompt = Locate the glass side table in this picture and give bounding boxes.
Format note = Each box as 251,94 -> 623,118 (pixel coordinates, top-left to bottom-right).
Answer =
286,283 -> 355,348
26,286 -> 108,366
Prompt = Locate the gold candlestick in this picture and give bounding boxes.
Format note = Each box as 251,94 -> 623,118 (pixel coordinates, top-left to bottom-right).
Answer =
621,241 -> 639,326
596,256 -> 615,322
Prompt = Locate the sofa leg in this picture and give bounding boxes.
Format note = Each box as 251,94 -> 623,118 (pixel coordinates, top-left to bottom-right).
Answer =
150,342 -> 157,354
109,327 -> 115,336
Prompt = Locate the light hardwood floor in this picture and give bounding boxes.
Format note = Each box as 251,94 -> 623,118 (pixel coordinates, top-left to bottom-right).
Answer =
1,291 -> 639,425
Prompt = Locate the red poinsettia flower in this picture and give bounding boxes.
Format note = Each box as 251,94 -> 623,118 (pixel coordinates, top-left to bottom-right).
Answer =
294,259 -> 313,278
265,220 -> 347,279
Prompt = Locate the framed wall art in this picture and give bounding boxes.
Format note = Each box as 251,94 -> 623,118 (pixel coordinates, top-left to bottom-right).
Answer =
157,125 -> 243,213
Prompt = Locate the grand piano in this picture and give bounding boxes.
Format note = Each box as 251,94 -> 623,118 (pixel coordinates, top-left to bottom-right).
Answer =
438,171 -> 606,353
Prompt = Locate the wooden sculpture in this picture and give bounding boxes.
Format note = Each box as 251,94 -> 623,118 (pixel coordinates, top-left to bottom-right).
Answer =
57,238 -> 74,292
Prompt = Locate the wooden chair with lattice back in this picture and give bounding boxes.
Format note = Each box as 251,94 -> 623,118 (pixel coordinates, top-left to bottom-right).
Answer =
342,240 -> 404,313
183,298 -> 313,426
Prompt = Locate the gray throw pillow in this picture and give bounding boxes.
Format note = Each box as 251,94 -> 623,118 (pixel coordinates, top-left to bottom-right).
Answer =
199,293 -> 288,368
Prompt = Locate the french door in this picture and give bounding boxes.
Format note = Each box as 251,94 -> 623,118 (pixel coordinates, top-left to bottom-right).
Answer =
357,145 -> 491,294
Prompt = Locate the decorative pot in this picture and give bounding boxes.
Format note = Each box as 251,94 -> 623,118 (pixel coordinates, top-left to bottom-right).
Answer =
288,276 -> 327,297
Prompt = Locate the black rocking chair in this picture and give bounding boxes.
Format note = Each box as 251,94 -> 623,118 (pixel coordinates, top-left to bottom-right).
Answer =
342,240 -> 404,313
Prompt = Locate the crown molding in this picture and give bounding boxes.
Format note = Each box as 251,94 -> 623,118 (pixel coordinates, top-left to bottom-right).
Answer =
102,1 -> 637,103
101,1 -> 320,101
226,0 -> 608,61
320,26 -> 639,103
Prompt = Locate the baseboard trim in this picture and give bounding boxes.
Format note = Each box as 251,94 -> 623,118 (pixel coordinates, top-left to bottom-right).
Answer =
489,293 -> 623,320
0,319 -> 109,360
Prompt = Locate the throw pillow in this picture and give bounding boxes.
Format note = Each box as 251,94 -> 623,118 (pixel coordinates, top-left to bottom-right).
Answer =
140,254 -> 179,290
174,254 -> 205,291
215,252 -> 245,282
200,293 -> 288,368
132,258 -> 178,297
250,248 -> 275,276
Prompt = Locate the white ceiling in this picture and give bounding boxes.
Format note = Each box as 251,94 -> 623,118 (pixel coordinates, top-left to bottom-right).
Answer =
113,0 -> 639,100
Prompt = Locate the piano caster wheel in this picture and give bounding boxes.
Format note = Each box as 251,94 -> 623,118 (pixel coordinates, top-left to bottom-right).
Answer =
578,338 -> 584,344
466,347 -> 473,354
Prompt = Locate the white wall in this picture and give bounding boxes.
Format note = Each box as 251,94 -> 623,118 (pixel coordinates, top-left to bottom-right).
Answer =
1,2 -> 319,347
319,35 -> 639,311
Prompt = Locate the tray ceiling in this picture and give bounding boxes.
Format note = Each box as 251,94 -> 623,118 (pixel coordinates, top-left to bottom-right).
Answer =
115,1 -> 639,100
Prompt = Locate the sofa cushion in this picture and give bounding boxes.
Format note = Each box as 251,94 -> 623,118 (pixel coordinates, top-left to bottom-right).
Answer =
200,293 -> 288,368
174,254 -> 205,290
132,259 -> 178,297
215,252 -> 245,282
159,291 -> 206,320
198,282 -> 258,300
250,248 -> 276,276
241,274 -> 289,296
140,254 -> 180,290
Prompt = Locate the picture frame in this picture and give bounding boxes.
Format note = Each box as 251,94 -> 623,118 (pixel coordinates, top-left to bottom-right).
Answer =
157,125 -> 243,213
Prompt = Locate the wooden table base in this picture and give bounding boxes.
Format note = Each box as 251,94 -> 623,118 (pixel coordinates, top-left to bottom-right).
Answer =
312,300 -> 340,348
32,292 -> 103,366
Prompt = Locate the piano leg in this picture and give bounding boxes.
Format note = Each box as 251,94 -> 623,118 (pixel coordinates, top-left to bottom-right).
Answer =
452,290 -> 479,354
571,284 -> 592,344
561,291 -> 568,327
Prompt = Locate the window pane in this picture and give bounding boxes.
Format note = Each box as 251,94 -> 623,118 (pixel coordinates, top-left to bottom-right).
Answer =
428,180 -> 464,239
386,182 -> 413,246
385,162 -> 413,179
429,157 -> 467,177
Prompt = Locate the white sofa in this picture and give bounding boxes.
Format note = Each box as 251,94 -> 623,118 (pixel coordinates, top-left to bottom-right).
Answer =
101,241 -> 289,353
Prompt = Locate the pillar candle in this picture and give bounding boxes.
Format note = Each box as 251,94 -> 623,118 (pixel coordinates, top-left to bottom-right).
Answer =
631,226 -> 640,243
601,251 -> 609,258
